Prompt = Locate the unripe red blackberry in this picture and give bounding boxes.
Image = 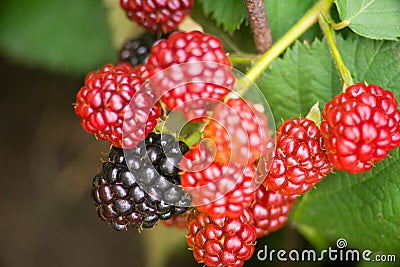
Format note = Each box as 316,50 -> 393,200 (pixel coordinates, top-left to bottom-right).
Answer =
262,117 -> 333,196
147,31 -> 235,121
92,133 -> 191,231
249,186 -> 298,238
186,209 -> 256,267
74,63 -> 161,148
320,83 -> 400,173
120,0 -> 194,34
180,141 -> 255,219
204,97 -> 272,166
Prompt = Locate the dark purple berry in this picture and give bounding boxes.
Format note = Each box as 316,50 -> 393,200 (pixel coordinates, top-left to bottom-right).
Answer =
118,32 -> 169,66
91,133 -> 191,231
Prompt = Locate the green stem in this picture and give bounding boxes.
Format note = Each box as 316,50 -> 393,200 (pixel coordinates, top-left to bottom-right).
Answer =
331,20 -> 349,30
183,130 -> 202,147
319,13 -> 353,91
244,0 -> 334,83
229,54 -> 260,64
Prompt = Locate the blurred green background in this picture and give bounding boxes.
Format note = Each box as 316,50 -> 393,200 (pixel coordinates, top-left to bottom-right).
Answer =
0,0 -> 397,267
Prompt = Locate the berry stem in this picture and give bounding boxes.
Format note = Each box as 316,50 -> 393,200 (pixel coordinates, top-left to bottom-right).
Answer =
331,20 -> 349,30
229,53 -> 260,64
244,0 -> 334,83
318,13 -> 353,91
245,0 -> 273,53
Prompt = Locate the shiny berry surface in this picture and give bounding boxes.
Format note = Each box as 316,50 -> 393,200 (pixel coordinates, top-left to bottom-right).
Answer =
119,32 -> 169,66
204,97 -> 272,166
147,31 -> 235,121
186,209 -> 256,267
262,118 -> 333,196
74,63 -> 161,148
92,133 -> 191,231
120,0 -> 193,33
180,142 -> 255,219
249,186 -> 297,238
320,83 -> 400,173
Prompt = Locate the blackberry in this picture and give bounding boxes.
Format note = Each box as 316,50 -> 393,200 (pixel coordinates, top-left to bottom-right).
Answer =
74,63 -> 161,148
186,209 -> 256,266
92,132 -> 191,231
180,141 -> 256,219
262,117 -> 333,196
119,0 -> 194,34
249,186 -> 298,238
147,31 -> 235,122
118,32 -> 169,66
321,83 -> 400,173
204,97 -> 272,166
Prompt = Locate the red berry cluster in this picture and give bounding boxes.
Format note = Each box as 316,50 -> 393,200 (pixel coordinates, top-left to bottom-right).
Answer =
180,97 -> 274,216
180,141 -> 256,219
74,29 -> 262,266
74,4 -> 400,266
249,185 -> 298,238
203,98 -> 270,166
74,31 -> 233,148
259,82 -> 399,200
178,96 -> 290,265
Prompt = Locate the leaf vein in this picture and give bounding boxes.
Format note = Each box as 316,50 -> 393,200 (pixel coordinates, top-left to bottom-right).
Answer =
347,0 -> 376,22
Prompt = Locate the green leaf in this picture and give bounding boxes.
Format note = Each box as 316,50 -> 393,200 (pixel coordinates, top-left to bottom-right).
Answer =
291,148 -> 400,255
198,0 -> 246,32
190,3 -> 254,53
265,0 -> 321,42
258,33 -> 400,126
338,34 -> 400,94
0,0 -> 115,74
257,39 -> 342,126
358,259 -> 399,267
196,0 -> 321,41
335,0 -> 400,40
305,102 -> 322,125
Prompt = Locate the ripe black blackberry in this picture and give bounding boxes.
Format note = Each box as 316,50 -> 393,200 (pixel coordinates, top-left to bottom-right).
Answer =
118,32 -> 168,66
92,132 -> 191,231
